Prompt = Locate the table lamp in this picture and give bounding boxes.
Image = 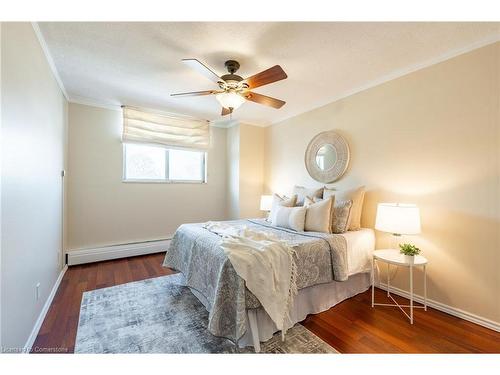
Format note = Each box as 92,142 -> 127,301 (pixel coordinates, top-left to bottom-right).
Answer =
259,195 -> 273,212
375,203 -> 421,248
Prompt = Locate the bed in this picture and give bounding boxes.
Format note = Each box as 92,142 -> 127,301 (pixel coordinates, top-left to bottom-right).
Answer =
163,218 -> 375,352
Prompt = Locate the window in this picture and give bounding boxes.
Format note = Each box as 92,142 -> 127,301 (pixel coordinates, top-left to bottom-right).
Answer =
123,143 -> 206,183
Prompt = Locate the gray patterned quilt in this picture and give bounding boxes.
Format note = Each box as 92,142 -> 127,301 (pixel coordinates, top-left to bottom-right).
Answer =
163,219 -> 348,343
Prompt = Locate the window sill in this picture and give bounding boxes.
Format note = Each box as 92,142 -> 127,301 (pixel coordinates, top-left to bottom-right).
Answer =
122,179 -> 207,184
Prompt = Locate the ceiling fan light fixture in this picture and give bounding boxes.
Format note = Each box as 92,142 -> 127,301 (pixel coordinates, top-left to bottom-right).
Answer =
172,59 -> 287,114
215,91 -> 246,110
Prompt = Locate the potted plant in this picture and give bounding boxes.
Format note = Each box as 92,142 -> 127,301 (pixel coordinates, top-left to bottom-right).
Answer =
399,243 -> 421,265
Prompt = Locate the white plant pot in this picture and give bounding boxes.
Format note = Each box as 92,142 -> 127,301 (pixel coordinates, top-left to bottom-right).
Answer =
405,255 -> 415,265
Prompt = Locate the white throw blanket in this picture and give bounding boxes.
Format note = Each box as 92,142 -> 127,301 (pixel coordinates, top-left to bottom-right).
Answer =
204,222 -> 298,339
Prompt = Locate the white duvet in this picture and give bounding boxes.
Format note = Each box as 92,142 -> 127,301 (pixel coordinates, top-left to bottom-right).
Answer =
204,221 -> 297,338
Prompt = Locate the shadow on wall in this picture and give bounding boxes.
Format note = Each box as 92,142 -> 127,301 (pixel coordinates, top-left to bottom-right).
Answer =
364,175 -> 499,317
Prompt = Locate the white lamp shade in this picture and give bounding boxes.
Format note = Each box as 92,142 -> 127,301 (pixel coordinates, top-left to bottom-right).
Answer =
216,91 -> 246,110
260,195 -> 273,211
375,203 -> 421,235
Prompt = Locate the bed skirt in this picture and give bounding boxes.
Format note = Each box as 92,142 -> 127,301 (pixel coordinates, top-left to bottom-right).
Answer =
239,272 -> 371,348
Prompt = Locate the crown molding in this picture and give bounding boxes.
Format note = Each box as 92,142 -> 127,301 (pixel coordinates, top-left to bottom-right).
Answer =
73,36 -> 498,128
68,98 -> 265,129
210,120 -> 238,128
238,120 -> 269,128
270,36 -> 500,126
68,95 -> 122,112
33,23 -> 498,128
31,22 -> 69,101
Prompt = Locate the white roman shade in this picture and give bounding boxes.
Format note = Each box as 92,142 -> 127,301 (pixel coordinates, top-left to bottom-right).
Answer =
122,106 -> 210,150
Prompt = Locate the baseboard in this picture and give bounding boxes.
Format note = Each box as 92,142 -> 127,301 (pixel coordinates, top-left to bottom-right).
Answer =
24,265 -> 68,352
378,282 -> 500,333
66,239 -> 171,266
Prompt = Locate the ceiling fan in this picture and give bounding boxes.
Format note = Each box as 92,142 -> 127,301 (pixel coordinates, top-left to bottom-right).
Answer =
171,59 -> 288,116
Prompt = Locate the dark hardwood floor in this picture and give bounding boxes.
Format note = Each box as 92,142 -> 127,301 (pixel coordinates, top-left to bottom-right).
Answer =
32,253 -> 500,353
32,253 -> 174,353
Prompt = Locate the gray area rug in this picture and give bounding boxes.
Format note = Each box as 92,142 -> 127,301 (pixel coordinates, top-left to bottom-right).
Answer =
75,274 -> 337,354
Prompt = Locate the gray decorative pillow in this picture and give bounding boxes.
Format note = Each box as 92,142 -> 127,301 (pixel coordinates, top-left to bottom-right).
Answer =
332,200 -> 353,234
293,185 -> 324,206
272,206 -> 307,232
324,186 -> 365,230
306,196 -> 352,234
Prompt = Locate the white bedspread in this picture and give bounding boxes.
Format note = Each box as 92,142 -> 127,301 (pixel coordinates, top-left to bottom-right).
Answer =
341,228 -> 376,275
203,221 -> 297,338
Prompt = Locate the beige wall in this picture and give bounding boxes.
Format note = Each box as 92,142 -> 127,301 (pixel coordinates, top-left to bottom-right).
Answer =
265,42 -> 500,323
0,21 -> 3,349
1,23 -> 67,348
67,103 -> 228,250
239,123 -> 266,219
225,122 -> 265,219
67,105 -> 266,249
226,124 -> 240,219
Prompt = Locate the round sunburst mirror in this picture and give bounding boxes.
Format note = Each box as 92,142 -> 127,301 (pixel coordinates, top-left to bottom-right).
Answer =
305,131 -> 350,183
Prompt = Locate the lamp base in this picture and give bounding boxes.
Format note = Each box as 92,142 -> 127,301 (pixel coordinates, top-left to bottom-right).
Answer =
391,233 -> 402,250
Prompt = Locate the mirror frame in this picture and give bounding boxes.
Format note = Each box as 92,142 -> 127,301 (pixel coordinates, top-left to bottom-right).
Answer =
304,130 -> 350,183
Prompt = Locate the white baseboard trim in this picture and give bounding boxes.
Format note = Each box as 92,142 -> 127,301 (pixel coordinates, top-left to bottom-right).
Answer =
378,282 -> 500,333
24,265 -> 68,352
67,239 -> 171,266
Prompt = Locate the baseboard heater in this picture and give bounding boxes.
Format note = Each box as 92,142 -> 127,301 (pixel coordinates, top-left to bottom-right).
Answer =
66,238 -> 172,266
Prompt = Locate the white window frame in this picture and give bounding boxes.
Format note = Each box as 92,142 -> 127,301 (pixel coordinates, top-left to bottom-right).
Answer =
122,143 -> 207,184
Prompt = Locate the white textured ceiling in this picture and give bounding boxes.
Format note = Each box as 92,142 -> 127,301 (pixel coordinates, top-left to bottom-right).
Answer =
38,22 -> 499,126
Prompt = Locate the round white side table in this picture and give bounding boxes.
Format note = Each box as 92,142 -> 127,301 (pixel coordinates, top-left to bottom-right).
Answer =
371,249 -> 428,324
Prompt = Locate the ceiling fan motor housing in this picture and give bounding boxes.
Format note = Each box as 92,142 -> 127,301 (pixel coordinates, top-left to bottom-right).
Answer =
225,60 -> 240,74
219,60 -> 249,91
220,73 -> 243,82
220,60 -> 244,85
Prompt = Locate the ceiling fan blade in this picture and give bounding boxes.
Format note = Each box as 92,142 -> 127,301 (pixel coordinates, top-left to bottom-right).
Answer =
244,65 -> 287,89
221,107 -> 232,116
182,59 -> 222,84
171,90 -> 218,97
244,92 -> 286,109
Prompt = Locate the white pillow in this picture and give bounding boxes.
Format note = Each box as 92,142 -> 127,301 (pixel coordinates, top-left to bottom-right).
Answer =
324,186 -> 365,230
304,196 -> 334,233
272,206 -> 307,232
305,196 -> 353,234
268,194 -> 298,223
305,195 -> 335,233
293,185 -> 324,206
